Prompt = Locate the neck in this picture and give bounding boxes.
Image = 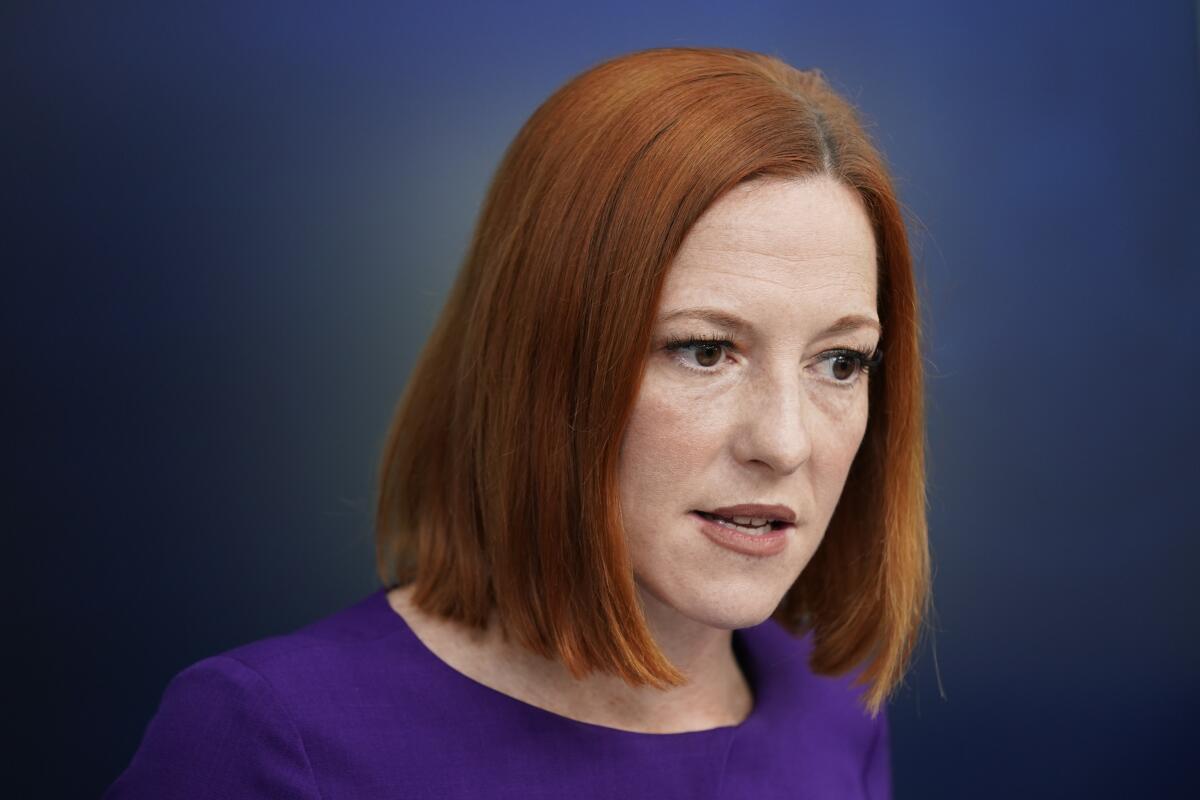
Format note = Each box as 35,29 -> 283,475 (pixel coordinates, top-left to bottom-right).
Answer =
389,583 -> 754,734
499,585 -> 753,733
635,583 -> 741,682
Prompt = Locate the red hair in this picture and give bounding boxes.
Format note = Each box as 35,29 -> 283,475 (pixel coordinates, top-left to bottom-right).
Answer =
376,46 -> 930,716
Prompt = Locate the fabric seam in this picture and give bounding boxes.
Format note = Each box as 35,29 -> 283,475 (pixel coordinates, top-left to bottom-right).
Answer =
713,727 -> 737,800
861,708 -> 885,800
220,654 -> 325,800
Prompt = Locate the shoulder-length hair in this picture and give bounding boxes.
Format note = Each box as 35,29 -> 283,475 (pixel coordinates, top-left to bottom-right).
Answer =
376,46 -> 929,716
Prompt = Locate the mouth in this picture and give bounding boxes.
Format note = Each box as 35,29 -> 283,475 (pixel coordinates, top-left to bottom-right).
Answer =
692,510 -> 789,534
690,504 -> 797,535
690,506 -> 794,557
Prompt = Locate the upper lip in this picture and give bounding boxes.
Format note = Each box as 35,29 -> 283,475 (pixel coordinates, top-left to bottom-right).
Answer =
700,504 -> 797,524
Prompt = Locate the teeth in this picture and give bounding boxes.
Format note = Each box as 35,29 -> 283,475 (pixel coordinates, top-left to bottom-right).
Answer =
711,515 -> 771,534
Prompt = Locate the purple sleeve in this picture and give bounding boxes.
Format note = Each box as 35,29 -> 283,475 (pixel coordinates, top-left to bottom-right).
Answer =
104,655 -> 321,799
863,706 -> 893,800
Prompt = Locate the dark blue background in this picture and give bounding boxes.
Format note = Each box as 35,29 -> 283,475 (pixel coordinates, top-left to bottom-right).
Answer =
5,2 -> 1198,797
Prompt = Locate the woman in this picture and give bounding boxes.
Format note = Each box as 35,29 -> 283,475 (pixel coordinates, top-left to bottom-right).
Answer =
107,46 -> 929,799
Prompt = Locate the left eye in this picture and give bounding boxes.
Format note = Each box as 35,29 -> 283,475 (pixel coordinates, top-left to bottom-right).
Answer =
816,349 -> 874,383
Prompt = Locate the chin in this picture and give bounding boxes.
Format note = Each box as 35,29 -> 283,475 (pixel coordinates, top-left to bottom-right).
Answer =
637,576 -> 792,632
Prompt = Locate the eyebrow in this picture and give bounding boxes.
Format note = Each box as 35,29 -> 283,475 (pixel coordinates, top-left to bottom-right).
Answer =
656,307 -> 881,336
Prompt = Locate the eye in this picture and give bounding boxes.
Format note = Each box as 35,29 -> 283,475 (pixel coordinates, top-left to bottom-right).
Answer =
815,345 -> 882,386
663,335 -> 735,373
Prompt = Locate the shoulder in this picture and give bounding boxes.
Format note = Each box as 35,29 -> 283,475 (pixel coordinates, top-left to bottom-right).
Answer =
107,589 -> 418,799
193,588 -> 441,734
213,588 -> 411,691
105,652 -> 322,798
740,617 -> 881,726
735,618 -> 891,796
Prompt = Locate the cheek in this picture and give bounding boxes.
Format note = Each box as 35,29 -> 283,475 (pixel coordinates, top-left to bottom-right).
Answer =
617,379 -> 729,514
811,388 -> 871,500
619,396 -> 692,505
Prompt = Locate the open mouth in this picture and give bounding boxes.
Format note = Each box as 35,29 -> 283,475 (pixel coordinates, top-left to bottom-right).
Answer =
693,510 -> 789,535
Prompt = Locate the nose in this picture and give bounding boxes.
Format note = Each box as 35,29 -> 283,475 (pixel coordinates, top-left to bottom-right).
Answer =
731,369 -> 812,475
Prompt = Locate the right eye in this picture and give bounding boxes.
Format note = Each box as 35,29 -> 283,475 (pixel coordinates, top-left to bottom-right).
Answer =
664,336 -> 735,373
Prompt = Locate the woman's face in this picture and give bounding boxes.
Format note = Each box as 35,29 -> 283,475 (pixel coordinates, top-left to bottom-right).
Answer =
617,174 -> 879,632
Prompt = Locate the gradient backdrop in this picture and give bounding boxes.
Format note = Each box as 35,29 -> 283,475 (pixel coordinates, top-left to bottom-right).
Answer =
5,2 -> 1199,797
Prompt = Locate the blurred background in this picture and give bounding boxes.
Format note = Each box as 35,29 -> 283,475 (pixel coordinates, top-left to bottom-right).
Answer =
5,1 -> 1198,797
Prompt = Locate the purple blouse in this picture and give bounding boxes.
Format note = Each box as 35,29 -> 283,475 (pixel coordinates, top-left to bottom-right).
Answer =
106,588 -> 891,798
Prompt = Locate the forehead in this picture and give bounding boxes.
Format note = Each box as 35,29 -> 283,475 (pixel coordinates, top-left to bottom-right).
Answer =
660,175 -> 878,312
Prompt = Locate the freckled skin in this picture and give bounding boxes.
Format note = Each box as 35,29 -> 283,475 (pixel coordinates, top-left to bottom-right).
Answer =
385,175 -> 882,733
619,174 -> 880,632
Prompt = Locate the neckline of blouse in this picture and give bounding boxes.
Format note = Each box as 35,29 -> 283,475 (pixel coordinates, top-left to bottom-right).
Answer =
369,587 -> 782,739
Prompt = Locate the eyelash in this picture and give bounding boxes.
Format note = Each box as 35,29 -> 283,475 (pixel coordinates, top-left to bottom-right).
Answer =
663,334 -> 882,386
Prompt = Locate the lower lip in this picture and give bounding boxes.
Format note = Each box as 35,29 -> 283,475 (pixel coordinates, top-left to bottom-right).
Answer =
691,511 -> 791,557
